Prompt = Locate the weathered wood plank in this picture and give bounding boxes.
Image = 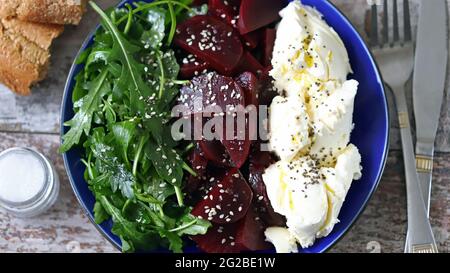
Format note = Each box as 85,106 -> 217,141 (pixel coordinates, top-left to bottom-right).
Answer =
331,150 -> 450,253
0,132 -> 116,253
0,133 -> 448,253
0,0 -> 449,152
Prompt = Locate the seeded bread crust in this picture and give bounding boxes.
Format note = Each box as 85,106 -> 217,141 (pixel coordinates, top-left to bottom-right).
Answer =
0,19 -> 63,95
1,18 -> 63,50
0,0 -> 87,25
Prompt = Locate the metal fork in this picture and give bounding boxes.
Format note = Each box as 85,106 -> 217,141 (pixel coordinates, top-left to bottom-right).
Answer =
370,0 -> 438,253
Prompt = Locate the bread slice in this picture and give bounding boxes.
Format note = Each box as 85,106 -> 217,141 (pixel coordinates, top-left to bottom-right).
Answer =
1,18 -> 63,50
0,19 -> 63,95
0,0 -> 87,25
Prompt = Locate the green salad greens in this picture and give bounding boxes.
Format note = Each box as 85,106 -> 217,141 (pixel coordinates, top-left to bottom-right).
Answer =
60,0 -> 210,253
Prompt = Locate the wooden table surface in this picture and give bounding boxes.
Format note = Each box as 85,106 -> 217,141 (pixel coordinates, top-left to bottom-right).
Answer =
0,0 -> 448,253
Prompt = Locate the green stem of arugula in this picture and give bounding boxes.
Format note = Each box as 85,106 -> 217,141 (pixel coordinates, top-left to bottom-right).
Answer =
123,4 -> 133,35
182,142 -> 194,154
182,161 -> 197,177
100,196 -> 136,236
171,79 -> 189,85
174,186 -> 184,207
81,158 -> 95,180
133,135 -> 146,177
136,192 -> 163,205
89,2 -> 143,104
116,0 -> 192,26
169,219 -> 197,233
156,53 -> 166,99
167,2 -> 176,46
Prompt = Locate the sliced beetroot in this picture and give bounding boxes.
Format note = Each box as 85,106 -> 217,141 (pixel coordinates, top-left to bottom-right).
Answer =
175,15 -> 243,75
185,144 -> 208,193
199,139 -> 233,167
189,145 -> 208,176
180,54 -> 210,79
257,67 -> 277,107
235,71 -> 259,107
208,0 -> 260,49
200,131 -> 251,169
241,29 -> 262,49
219,108 -> 252,169
236,51 -> 265,75
178,72 -> 245,116
236,206 -> 271,251
186,163 -> 228,204
238,0 -> 287,34
262,28 -> 277,67
208,0 -> 240,27
248,148 -> 286,226
222,137 -> 251,169
191,221 -> 245,253
192,168 -> 253,224
179,72 -> 250,168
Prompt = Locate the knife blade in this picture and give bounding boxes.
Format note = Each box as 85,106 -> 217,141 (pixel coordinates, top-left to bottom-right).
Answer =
412,0 -> 448,215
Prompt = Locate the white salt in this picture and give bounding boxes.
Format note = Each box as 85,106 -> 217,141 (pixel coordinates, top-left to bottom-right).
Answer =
0,150 -> 46,203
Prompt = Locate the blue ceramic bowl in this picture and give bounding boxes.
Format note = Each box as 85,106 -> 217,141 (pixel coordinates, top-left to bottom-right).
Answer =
61,0 -> 389,253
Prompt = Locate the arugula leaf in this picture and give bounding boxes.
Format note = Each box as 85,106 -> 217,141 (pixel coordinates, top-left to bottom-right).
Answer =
140,7 -> 166,48
110,120 -> 137,165
93,200 -> 110,224
145,140 -> 184,188
170,212 -> 211,236
89,128 -> 136,199
60,70 -> 109,153
91,2 -> 155,117
100,196 -> 160,252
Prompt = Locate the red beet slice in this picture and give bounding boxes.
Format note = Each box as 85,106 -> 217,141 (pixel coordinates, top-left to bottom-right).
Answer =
208,0 -> 240,27
199,139 -> 233,167
238,0 -> 287,34
179,72 -> 250,168
191,221 -> 245,253
241,29 -> 262,49
185,145 -> 209,192
178,72 -> 245,116
201,133 -> 251,169
208,0 -> 260,49
257,67 -> 277,107
235,71 -> 259,107
262,28 -> 277,67
222,137 -> 251,169
192,168 -> 253,224
236,206 -> 271,251
248,148 -> 286,226
236,51 -> 265,75
175,15 -> 243,75
180,54 -> 210,79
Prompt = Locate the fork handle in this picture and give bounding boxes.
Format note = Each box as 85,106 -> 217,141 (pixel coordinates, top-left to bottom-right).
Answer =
391,85 -> 438,253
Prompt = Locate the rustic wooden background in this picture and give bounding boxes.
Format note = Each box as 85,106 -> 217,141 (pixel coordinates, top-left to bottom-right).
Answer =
0,0 -> 448,253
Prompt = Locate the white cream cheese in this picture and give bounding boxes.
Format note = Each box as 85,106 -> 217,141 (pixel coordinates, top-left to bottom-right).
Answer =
270,0 -> 352,96
269,95 -> 310,161
263,0 -> 362,252
265,227 -> 299,253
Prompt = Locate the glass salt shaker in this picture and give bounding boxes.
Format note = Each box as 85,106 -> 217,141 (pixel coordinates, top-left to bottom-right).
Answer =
0,147 -> 60,217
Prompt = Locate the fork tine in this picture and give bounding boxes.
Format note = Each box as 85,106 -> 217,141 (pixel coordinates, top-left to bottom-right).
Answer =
382,0 -> 389,45
370,3 -> 379,47
403,0 -> 412,42
393,0 -> 400,42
